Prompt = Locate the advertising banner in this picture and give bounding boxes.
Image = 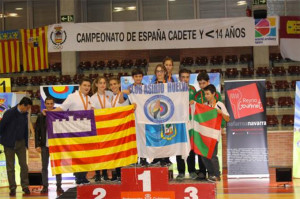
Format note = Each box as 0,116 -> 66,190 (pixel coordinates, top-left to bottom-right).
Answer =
48,17 -> 278,52
225,80 -> 269,177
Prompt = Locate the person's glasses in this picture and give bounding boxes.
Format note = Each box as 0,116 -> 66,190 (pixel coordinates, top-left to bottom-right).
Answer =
156,70 -> 164,73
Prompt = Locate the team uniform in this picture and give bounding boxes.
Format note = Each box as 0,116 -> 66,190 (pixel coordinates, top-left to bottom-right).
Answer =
202,101 -> 229,179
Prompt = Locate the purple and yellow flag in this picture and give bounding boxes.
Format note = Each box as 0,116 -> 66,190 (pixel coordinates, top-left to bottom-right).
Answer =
47,105 -> 137,175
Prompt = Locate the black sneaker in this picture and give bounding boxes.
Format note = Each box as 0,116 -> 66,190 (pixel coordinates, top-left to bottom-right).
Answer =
22,187 -> 31,194
195,173 -> 206,181
150,161 -> 161,167
95,174 -> 101,182
160,160 -> 167,167
76,179 -> 81,185
207,176 -> 217,182
82,178 -> 90,184
9,190 -> 16,196
56,186 -> 64,193
176,173 -> 185,181
102,175 -> 110,181
40,186 -> 48,193
140,159 -> 149,167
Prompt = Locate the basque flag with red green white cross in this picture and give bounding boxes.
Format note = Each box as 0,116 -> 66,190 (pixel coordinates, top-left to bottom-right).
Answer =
190,103 -> 222,159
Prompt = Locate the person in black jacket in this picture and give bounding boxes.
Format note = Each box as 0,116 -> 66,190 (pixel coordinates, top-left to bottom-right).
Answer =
35,97 -> 63,193
0,97 -> 32,196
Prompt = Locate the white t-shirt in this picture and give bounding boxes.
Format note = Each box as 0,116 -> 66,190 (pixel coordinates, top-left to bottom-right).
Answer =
90,90 -> 113,109
60,90 -> 93,111
111,92 -> 129,107
205,101 -> 229,141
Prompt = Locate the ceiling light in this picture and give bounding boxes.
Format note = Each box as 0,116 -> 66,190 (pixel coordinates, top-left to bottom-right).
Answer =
15,8 -> 23,10
8,13 -> 18,17
113,7 -> 124,12
237,1 -> 247,6
168,0 -> 176,2
126,6 -> 136,11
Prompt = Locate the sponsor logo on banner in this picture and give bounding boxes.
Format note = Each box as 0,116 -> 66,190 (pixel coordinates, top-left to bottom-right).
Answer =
227,83 -> 264,119
50,25 -> 67,49
287,20 -> 300,34
255,17 -> 277,44
144,95 -> 174,124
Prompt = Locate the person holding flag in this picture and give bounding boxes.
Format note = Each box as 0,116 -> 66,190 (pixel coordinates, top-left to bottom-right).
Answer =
175,68 -> 199,181
192,72 -> 223,179
119,68 -> 149,166
90,76 -> 113,182
48,78 -> 93,185
202,84 -> 230,181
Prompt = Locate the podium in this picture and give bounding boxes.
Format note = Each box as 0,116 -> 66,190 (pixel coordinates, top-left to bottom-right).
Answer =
77,167 -> 216,199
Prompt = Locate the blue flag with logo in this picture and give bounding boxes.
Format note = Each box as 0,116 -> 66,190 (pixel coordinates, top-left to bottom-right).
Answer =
146,123 -> 187,147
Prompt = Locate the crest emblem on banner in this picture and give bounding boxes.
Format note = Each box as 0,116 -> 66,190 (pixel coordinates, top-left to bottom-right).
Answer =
50,25 -> 67,49
161,124 -> 177,140
144,95 -> 174,124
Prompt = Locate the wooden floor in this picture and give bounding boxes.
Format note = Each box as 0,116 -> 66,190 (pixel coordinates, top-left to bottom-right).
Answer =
0,169 -> 299,199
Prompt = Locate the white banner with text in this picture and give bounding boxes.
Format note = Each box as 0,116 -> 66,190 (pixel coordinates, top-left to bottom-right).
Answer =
48,17 -> 278,52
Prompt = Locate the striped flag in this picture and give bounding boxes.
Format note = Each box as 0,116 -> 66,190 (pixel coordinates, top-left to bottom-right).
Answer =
20,26 -> 48,71
0,30 -> 20,73
190,103 -> 222,159
47,105 -> 137,175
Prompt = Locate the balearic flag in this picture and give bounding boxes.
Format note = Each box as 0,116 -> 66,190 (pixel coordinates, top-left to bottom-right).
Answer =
47,105 -> 137,175
190,103 -> 222,159
0,30 -> 20,73
20,26 -> 48,71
